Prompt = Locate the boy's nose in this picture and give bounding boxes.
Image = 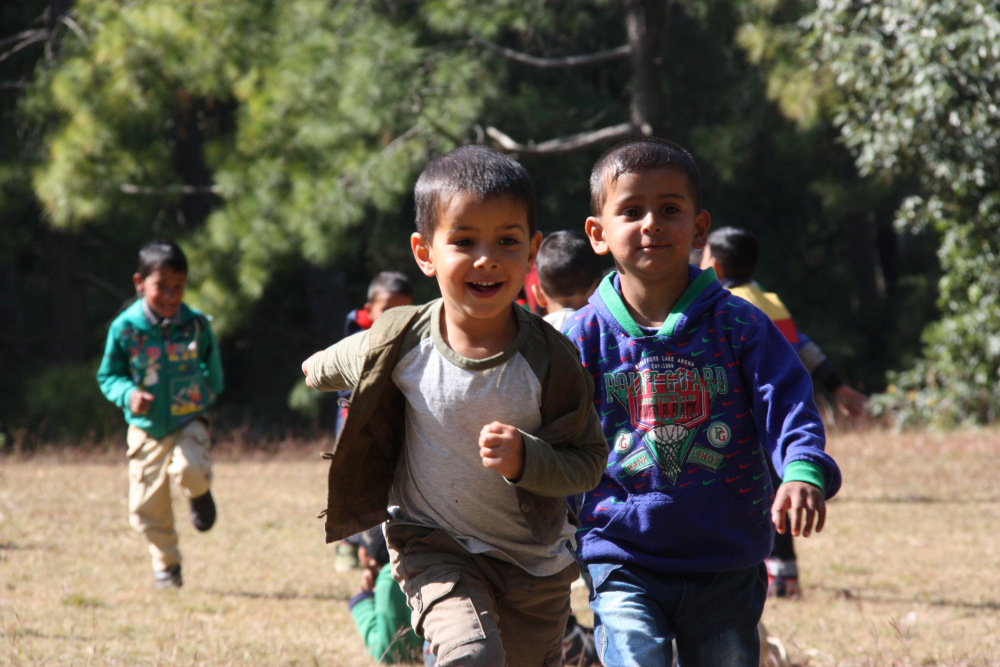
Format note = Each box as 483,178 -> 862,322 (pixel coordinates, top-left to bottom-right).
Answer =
640,211 -> 662,232
473,253 -> 499,268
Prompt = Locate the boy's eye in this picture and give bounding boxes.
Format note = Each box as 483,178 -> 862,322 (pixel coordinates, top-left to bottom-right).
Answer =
662,205 -> 680,215
499,237 -> 519,246
621,207 -> 641,218
452,238 -> 474,247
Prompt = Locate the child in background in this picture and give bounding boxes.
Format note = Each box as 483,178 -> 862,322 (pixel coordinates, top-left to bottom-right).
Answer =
700,225 -> 867,598
97,239 -> 224,589
334,271 -> 414,571
530,230 -> 604,330
700,227 -> 868,418
349,526 -> 423,664
565,137 -> 841,665
302,145 -> 607,666
342,271 -> 415,337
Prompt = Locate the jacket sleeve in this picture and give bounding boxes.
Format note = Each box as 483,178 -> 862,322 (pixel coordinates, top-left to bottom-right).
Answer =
515,328 -> 609,497
96,324 -> 137,411
740,317 -> 842,499
306,330 -> 370,392
200,321 -> 224,403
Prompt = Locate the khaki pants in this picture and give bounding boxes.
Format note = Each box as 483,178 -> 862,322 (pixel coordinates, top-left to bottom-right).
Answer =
126,419 -> 212,572
387,523 -> 578,667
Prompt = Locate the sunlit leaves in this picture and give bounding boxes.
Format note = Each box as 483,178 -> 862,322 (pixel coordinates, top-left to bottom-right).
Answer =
802,0 -> 1000,426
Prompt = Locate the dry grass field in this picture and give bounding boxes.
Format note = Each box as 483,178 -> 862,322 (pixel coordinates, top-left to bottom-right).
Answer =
1,427 -> 999,665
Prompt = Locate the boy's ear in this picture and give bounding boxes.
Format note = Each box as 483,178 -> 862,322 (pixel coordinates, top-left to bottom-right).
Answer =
693,210 -> 711,250
411,232 -> 436,277
585,216 -> 610,255
132,273 -> 145,293
529,282 -> 548,311
526,231 -> 543,265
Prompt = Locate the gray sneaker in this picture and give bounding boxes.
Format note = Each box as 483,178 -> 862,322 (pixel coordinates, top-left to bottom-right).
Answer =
154,564 -> 183,589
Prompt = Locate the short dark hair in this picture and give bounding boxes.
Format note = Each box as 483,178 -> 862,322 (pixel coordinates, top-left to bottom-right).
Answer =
367,270 -> 413,300
414,145 -> 537,237
589,137 -> 701,216
536,231 -> 603,299
706,226 -> 759,281
137,239 -> 187,278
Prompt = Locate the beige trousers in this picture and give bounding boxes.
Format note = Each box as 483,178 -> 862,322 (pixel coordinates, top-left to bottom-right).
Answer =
126,418 -> 212,572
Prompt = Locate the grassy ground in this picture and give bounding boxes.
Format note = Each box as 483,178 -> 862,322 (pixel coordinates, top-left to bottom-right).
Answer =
1,428 -> 998,665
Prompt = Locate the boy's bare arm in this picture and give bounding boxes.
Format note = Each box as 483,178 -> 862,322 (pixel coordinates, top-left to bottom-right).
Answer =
479,421 -> 525,481
771,481 -> 826,537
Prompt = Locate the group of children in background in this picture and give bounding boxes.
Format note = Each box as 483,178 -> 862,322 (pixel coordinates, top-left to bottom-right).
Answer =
100,136 -> 864,666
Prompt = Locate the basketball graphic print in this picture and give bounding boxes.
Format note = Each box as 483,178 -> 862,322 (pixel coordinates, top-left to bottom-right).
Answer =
644,423 -> 689,482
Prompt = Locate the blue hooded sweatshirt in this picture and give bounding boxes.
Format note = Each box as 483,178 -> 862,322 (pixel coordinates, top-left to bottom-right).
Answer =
563,267 -> 841,574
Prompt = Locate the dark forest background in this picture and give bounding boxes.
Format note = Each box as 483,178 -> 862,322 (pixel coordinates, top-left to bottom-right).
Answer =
2,0 -> 997,445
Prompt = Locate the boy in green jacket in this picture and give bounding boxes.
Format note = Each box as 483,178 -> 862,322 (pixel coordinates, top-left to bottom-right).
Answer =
97,239 -> 224,589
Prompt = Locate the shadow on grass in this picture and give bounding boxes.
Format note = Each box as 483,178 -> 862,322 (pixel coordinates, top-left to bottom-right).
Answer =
825,587 -> 1000,611
0,541 -> 52,551
208,588 -> 349,602
834,495 -> 1000,503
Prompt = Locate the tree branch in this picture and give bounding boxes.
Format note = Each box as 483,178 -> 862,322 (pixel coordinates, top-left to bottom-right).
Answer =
471,36 -> 631,69
0,32 -> 49,64
0,29 -> 47,50
120,184 -> 221,195
485,123 -> 637,155
59,15 -> 89,44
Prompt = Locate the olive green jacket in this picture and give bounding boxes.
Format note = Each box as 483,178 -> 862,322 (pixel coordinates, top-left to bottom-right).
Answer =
314,300 -> 608,545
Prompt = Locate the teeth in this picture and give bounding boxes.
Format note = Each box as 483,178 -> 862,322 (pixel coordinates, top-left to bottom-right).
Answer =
472,281 -> 499,287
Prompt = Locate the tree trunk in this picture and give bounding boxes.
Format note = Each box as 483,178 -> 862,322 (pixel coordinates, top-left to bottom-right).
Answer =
626,0 -> 667,135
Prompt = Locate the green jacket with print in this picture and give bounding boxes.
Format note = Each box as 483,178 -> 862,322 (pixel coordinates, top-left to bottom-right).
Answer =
97,299 -> 223,439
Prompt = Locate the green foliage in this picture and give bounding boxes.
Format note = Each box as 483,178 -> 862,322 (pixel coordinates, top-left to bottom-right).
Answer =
4,0 -> 956,438
24,0 -> 501,334
287,381 -> 322,420
798,0 -> 1000,426
23,362 -> 122,443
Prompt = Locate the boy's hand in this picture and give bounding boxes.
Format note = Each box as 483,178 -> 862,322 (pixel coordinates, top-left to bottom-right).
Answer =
479,421 -> 525,482
833,384 -> 868,417
129,388 -> 155,415
772,481 -> 826,537
301,351 -> 323,388
357,546 -> 379,593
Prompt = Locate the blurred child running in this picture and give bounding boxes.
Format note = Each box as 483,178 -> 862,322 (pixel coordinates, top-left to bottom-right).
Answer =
334,271 -> 414,571
530,229 -> 604,330
97,239 -> 224,589
701,225 -> 866,598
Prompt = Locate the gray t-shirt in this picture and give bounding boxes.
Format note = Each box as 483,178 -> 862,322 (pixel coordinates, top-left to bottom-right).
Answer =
388,305 -> 576,576
323,303 -> 577,576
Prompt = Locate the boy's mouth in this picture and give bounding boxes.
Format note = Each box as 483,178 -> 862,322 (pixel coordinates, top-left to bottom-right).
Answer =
468,280 -> 503,296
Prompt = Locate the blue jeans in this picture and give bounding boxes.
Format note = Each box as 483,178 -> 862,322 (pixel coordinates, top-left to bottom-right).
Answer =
587,561 -> 767,666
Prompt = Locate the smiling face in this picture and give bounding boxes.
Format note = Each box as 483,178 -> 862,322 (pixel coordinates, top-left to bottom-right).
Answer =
411,192 -> 541,347
586,166 -> 710,292
134,266 -> 187,319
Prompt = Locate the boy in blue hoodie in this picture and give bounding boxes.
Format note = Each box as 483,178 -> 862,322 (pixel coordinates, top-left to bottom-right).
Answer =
564,138 -> 841,665
97,239 -> 224,589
